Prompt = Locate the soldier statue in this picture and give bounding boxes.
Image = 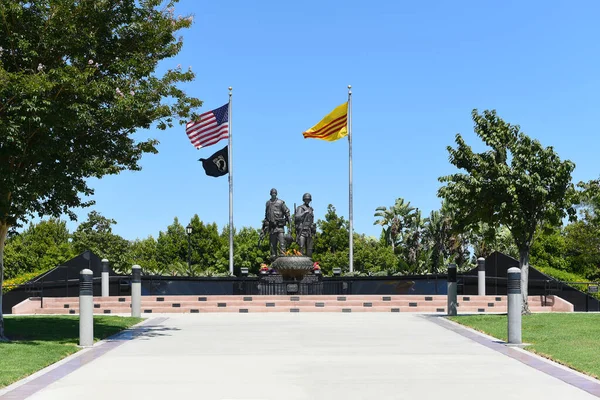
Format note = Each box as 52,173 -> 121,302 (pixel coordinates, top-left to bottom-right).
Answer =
263,188 -> 291,259
295,193 -> 316,257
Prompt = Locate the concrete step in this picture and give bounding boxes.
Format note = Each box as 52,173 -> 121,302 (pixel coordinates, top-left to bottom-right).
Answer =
39,295 -> 515,303
15,294 -> 569,314
30,304 -> 554,315
44,299 -> 523,308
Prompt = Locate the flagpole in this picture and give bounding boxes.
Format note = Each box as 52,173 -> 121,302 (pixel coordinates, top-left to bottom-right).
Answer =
348,85 -> 354,273
228,87 -> 234,276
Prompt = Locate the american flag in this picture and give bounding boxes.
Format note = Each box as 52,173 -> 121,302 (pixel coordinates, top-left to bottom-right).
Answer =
186,103 -> 229,149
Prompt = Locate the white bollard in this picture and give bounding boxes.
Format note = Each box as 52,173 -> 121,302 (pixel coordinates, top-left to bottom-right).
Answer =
101,258 -> 110,297
447,263 -> 457,316
477,257 -> 486,296
507,267 -> 522,344
79,269 -> 94,347
131,265 -> 141,318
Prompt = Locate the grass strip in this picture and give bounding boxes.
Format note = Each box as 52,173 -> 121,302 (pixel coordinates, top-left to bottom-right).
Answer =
448,314 -> 600,378
0,316 -> 143,388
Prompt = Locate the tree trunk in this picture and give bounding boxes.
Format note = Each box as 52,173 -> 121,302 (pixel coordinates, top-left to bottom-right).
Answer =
519,246 -> 531,314
0,222 -> 9,340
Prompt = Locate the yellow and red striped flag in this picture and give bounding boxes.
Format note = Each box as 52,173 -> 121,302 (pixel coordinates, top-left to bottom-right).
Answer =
302,102 -> 348,141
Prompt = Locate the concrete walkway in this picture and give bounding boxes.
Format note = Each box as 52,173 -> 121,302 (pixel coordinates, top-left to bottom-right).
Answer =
3,313 -> 600,400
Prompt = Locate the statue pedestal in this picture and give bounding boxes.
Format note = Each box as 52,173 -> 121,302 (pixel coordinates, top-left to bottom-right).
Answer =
258,273 -> 322,295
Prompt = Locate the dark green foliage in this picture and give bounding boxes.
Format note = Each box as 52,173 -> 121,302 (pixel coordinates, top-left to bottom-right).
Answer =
188,215 -> 226,272
230,226 -> 270,275
127,236 -> 159,275
353,234 -> 398,274
71,211 -> 130,273
312,205 -> 350,273
530,227 -> 569,272
156,217 -> 187,271
0,0 -> 201,228
3,219 -> 74,278
564,221 -> 600,279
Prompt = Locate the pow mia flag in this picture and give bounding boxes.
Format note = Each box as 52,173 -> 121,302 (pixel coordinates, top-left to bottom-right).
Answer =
199,146 -> 228,177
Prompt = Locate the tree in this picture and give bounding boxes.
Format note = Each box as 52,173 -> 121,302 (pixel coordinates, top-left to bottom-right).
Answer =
374,198 -> 415,252
127,236 -> 160,275
423,210 -> 451,274
438,109 -> 576,313
71,211 -> 130,273
0,0 -> 201,337
156,217 -> 187,272
400,209 -> 426,273
188,215 -> 226,273
3,218 -> 74,278
313,205 -> 350,274
468,223 -> 518,260
529,226 -> 570,272
353,234 -> 398,274
561,178 -> 600,279
230,226 -> 270,275
563,221 -> 600,279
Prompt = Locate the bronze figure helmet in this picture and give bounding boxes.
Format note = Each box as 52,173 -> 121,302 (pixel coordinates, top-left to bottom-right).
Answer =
303,193 -> 312,202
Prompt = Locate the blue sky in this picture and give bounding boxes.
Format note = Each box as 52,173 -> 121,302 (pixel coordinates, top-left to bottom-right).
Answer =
65,0 -> 600,240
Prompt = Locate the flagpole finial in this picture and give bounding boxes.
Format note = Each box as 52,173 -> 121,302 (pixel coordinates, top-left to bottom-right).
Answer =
229,86 -> 232,91
348,85 -> 351,89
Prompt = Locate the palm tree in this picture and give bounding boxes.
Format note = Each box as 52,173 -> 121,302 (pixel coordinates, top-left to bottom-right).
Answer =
470,223 -> 518,259
374,198 -> 416,252
403,209 -> 425,270
424,210 -> 450,273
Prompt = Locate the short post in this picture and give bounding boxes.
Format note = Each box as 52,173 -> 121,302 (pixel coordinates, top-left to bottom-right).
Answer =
131,265 -> 141,318
507,267 -> 522,344
101,258 -> 110,297
79,269 -> 94,347
447,263 -> 457,316
477,257 -> 486,296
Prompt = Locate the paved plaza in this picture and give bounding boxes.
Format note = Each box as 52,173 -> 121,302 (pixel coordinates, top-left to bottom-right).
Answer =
2,313 -> 599,400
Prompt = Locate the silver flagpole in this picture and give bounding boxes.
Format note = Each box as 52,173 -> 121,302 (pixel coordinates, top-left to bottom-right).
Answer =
348,85 -> 354,273
228,87 -> 234,275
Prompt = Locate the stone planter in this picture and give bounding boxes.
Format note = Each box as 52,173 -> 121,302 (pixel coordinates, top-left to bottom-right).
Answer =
271,256 -> 314,280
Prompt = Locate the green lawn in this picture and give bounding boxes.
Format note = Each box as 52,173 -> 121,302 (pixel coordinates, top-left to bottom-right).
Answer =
448,314 -> 600,378
0,316 -> 143,388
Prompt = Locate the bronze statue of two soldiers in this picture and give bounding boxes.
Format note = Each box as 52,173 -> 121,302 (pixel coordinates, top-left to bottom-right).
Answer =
261,188 -> 315,259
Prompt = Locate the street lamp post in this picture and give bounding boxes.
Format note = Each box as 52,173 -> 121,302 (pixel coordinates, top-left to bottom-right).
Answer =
186,224 -> 193,270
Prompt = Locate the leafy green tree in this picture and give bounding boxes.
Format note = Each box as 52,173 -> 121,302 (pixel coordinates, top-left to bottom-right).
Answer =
71,211 -> 130,273
561,178 -> 600,279
0,0 -> 201,337
353,234 -> 398,274
156,217 -> 187,272
439,109 -> 576,312
529,227 -> 569,272
188,215 -> 226,273
127,236 -> 159,275
313,205 -> 350,274
563,221 -> 600,279
3,219 -> 74,279
230,226 -> 270,275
